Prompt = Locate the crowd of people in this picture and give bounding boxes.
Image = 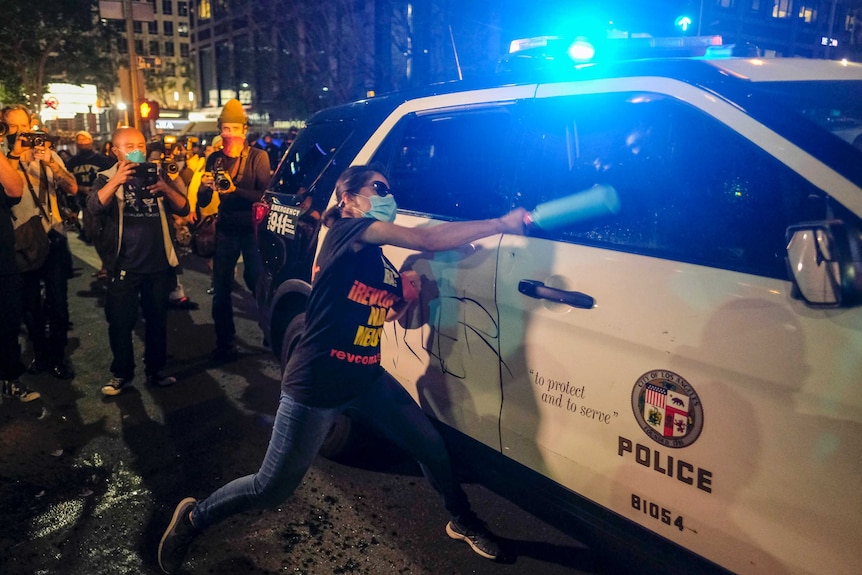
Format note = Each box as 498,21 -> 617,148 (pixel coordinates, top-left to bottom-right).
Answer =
3,100 -> 520,573
0,99 -> 269,401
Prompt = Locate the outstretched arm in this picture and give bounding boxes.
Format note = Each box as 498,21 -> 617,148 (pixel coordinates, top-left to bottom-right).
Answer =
360,207 -> 527,252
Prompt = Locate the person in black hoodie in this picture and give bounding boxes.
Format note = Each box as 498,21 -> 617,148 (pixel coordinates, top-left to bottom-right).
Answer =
197,99 -> 270,361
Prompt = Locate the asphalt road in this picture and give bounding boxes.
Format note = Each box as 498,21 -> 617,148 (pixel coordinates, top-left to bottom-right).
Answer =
0,234 -> 614,575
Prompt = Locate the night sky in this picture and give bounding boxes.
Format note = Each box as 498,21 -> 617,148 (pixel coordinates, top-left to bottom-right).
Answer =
500,0 -> 685,39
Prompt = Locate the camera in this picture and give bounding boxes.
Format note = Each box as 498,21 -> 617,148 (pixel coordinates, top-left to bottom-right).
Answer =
20,132 -> 48,148
131,162 -> 160,188
164,159 -> 179,175
214,169 -> 233,191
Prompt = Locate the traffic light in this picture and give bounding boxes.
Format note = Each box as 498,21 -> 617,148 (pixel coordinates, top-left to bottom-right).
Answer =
675,15 -> 693,33
138,99 -> 160,121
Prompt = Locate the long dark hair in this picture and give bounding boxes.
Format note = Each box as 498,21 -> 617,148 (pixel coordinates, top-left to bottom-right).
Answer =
322,164 -> 386,227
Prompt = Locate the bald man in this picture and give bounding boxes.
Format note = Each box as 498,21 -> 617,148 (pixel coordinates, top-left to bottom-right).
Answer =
88,127 -> 190,395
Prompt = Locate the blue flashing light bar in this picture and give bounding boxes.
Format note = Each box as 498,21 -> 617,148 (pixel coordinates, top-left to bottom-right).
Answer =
502,34 -> 725,70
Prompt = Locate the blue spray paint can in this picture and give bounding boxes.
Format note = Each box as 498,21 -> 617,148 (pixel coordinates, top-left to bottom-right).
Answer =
523,184 -> 620,230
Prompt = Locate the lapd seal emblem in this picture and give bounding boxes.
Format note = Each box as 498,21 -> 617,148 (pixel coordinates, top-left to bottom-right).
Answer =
631,370 -> 703,448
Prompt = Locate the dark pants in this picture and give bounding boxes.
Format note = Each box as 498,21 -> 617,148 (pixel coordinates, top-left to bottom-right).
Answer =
22,238 -> 71,366
78,191 -> 95,243
211,230 -> 261,349
0,272 -> 25,380
105,269 -> 171,380
193,371 -> 475,529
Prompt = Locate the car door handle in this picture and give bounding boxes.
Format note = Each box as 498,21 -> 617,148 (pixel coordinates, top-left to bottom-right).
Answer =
518,280 -> 595,309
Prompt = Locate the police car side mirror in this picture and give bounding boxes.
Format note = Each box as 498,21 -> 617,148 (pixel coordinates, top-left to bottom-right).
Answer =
785,221 -> 862,308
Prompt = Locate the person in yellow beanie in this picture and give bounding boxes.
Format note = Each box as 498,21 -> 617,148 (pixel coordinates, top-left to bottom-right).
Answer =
198,100 -> 271,361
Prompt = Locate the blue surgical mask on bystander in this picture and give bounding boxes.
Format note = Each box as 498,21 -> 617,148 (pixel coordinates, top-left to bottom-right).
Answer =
125,149 -> 146,163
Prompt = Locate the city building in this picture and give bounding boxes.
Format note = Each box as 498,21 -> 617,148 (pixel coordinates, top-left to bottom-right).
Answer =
700,0 -> 861,59
104,0 -> 196,135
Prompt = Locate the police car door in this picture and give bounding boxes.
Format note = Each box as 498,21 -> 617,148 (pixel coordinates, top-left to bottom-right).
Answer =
495,86 -> 862,574
366,93 -> 529,449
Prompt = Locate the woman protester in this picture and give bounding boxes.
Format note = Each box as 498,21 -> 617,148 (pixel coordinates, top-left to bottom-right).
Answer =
158,164 -> 526,573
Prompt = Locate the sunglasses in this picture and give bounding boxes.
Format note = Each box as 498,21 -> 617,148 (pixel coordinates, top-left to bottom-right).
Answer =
369,180 -> 392,197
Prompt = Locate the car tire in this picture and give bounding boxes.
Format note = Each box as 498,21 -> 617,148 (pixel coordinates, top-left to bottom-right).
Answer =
278,311 -> 356,459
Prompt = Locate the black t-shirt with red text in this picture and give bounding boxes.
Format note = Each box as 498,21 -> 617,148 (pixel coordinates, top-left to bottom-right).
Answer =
282,217 -> 404,407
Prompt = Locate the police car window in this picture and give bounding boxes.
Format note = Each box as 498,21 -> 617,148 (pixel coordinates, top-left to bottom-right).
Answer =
372,106 -> 518,221
269,121 -> 353,197
517,93 -> 824,279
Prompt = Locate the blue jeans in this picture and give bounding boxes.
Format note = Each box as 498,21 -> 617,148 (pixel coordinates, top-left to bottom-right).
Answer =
211,230 -> 261,349
192,371 -> 474,529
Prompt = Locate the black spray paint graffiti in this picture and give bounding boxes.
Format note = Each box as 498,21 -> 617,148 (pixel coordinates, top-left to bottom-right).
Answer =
387,294 -> 512,379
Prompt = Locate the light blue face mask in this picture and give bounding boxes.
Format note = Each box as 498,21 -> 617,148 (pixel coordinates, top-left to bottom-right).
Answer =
361,194 -> 398,223
125,149 -> 146,163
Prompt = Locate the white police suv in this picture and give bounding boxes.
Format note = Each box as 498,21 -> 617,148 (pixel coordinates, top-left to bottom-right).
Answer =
255,38 -> 862,574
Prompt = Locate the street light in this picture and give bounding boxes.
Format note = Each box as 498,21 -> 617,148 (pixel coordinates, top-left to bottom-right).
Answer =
118,102 -> 129,127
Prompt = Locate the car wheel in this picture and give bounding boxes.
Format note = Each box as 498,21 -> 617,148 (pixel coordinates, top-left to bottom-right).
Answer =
279,312 -> 306,370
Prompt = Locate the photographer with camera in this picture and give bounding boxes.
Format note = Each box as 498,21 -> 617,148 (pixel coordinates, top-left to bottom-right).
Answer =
87,127 -> 190,396
198,100 -> 270,362
3,104 -> 78,381
0,120 -> 40,402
